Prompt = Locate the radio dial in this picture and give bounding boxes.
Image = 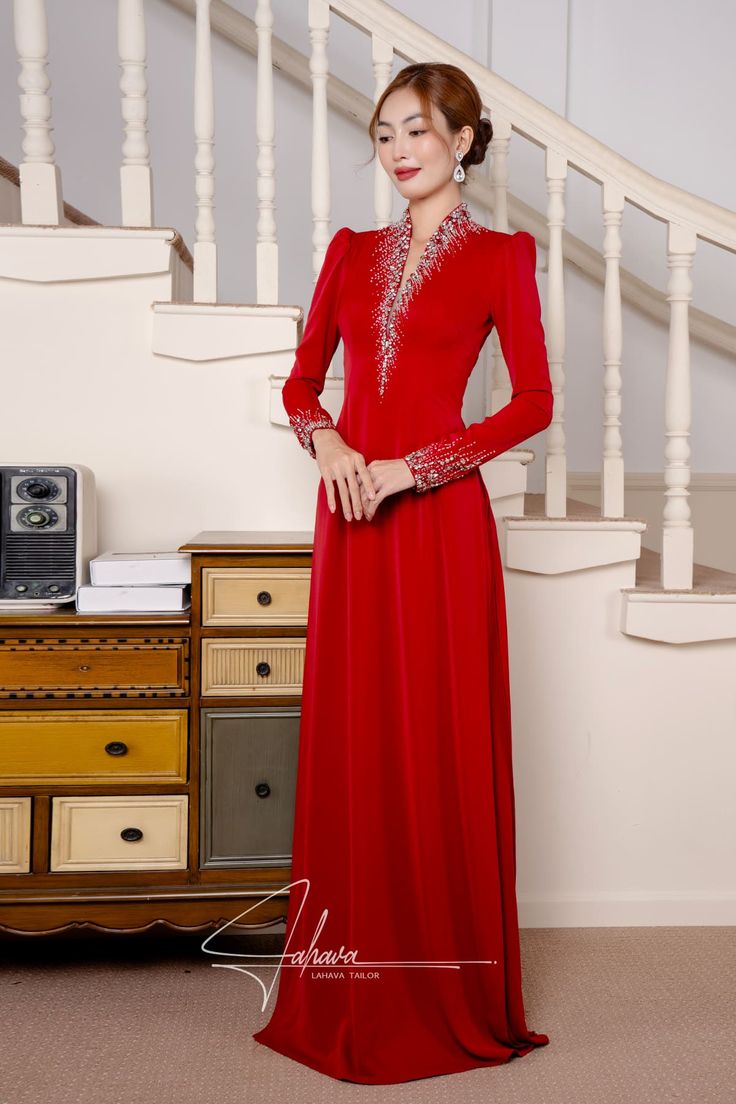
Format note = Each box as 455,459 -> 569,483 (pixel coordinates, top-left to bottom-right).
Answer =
18,507 -> 58,529
18,477 -> 60,501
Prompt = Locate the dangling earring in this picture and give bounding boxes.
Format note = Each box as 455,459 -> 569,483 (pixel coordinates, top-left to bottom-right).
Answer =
453,149 -> 465,183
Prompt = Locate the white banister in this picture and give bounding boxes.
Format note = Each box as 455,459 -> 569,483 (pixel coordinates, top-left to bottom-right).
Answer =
601,182 -> 625,518
160,0 -> 736,345
255,0 -> 278,304
487,114 -> 511,417
662,222 -> 697,589
370,34 -> 394,229
323,0 -> 735,250
308,0 -> 332,279
193,0 -> 217,302
488,114 -> 510,236
118,0 -> 153,227
545,148 -> 567,518
13,0 -> 63,225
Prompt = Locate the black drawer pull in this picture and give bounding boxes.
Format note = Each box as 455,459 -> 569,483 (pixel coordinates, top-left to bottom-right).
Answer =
104,741 -> 129,756
255,782 -> 271,798
255,660 -> 271,677
120,827 -> 144,842
257,590 -> 272,606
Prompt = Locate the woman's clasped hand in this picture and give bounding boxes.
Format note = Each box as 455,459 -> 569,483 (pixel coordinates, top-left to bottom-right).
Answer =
312,428 -> 416,521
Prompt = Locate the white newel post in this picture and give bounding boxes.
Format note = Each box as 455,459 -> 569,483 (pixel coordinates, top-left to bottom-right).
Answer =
13,0 -> 63,225
118,0 -> 153,227
371,34 -> 394,228
308,0 -> 331,278
255,0 -> 278,304
662,222 -> 697,590
545,147 -> 567,518
193,0 -> 217,302
601,182 -> 625,517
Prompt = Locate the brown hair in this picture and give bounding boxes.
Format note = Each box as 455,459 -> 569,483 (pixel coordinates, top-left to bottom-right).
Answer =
366,62 -> 493,183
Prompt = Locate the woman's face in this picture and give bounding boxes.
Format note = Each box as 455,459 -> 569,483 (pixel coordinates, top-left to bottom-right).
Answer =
376,88 -> 468,201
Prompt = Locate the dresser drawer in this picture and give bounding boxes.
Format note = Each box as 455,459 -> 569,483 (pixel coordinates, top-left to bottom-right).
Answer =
201,639 -> 305,696
201,568 -> 310,626
200,708 -> 298,867
0,710 -> 188,785
0,638 -> 189,698
0,797 -> 32,873
50,794 -> 188,871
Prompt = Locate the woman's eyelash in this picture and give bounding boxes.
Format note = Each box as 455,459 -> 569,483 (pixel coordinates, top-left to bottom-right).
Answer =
378,130 -> 426,142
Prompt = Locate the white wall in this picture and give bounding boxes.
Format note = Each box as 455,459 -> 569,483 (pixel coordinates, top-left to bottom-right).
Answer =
0,0 -> 734,477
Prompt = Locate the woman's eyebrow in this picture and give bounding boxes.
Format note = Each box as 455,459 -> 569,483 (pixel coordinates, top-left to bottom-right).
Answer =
376,113 -> 426,128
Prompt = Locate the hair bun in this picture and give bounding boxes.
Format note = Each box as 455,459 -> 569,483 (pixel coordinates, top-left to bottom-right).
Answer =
464,116 -> 493,168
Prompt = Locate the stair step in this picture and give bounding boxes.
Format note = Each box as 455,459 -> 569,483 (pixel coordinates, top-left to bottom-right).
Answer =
523,492 -> 646,523
631,546 -> 736,595
523,493 -> 736,594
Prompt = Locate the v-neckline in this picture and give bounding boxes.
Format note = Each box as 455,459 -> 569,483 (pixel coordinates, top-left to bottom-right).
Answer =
386,201 -> 470,323
372,198 -> 481,400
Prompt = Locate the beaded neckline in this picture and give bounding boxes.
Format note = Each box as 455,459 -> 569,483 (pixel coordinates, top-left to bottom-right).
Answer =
389,201 -> 471,318
370,199 -> 482,399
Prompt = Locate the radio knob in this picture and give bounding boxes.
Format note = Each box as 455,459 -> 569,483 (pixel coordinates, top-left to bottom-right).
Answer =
26,482 -> 49,498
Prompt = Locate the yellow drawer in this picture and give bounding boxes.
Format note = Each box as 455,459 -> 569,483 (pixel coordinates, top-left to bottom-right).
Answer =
202,568 -> 310,626
0,638 -> 189,697
0,710 -> 188,785
50,794 -> 188,871
0,797 -> 32,873
201,638 -> 305,696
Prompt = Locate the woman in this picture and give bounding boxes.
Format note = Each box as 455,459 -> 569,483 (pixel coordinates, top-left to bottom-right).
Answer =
253,61 -> 553,1084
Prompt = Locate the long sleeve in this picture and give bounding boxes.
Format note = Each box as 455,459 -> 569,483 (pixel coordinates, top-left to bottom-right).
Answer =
403,230 -> 553,492
282,225 -> 354,458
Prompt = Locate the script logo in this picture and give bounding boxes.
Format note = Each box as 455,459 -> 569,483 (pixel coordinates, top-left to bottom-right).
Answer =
201,878 -> 498,1011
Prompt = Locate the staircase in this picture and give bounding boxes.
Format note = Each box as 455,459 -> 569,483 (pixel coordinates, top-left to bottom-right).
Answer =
2,0 -> 735,925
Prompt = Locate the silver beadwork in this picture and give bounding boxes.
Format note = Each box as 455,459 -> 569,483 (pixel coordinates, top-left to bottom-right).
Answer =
404,433 -> 498,492
369,201 -> 482,400
289,407 -> 336,458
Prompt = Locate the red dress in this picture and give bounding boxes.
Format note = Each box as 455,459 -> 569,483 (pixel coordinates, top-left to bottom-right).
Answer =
252,200 -> 553,1083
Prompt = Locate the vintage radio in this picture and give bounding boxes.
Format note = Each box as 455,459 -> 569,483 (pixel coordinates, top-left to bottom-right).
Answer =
0,463 -> 97,609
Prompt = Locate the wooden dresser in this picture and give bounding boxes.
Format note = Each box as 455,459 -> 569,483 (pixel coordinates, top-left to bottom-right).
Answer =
0,530 -> 313,936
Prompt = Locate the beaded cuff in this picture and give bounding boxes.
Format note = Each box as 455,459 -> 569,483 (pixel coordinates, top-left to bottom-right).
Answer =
404,433 -> 497,493
289,408 -> 336,459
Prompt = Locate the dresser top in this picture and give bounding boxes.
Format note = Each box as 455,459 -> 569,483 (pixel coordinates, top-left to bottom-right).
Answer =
179,530 -> 315,552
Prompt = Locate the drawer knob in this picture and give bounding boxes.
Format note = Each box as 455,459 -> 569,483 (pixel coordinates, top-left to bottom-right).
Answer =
257,590 -> 272,606
120,827 -> 144,842
255,661 -> 271,677
79,664 -> 91,671
104,741 -> 129,757
255,782 -> 271,798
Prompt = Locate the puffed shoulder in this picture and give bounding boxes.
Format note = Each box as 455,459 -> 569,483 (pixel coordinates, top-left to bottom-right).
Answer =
312,225 -> 355,287
324,224 -> 355,260
484,227 -> 537,269
504,229 -> 537,266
